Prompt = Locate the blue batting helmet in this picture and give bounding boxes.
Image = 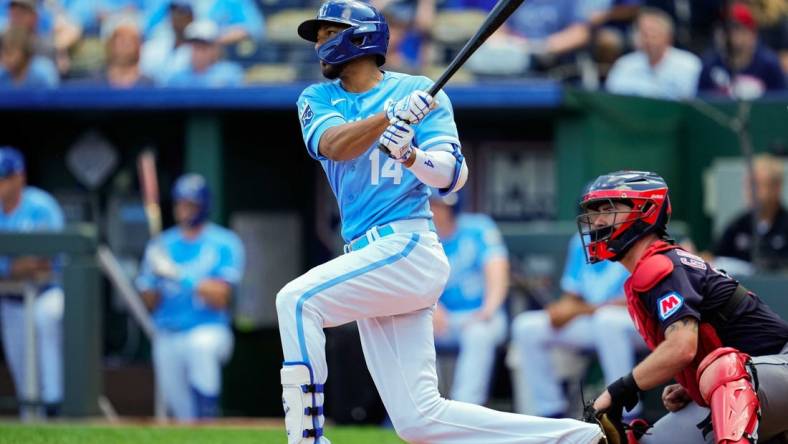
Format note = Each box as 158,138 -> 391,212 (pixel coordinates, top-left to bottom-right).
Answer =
172,173 -> 211,226
298,0 -> 389,66
0,147 -> 25,179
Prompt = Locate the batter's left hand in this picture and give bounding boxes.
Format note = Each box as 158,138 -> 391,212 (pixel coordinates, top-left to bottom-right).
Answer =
593,389 -> 612,412
379,118 -> 414,162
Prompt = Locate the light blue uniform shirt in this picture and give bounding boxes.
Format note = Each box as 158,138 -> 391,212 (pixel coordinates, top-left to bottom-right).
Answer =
0,186 -> 64,281
65,0 -> 147,33
297,71 -> 461,242
508,0 -> 585,40
0,56 -> 59,88
605,47 -> 701,100
144,0 -> 264,41
136,223 -> 245,332
439,214 -> 507,312
560,233 -> 629,305
165,60 -> 244,88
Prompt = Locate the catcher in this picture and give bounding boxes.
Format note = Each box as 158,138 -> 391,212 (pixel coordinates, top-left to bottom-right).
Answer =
578,171 -> 788,444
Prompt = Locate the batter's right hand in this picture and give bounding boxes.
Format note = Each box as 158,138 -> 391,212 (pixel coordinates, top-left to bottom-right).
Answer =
662,383 -> 691,412
384,90 -> 436,125
379,118 -> 415,161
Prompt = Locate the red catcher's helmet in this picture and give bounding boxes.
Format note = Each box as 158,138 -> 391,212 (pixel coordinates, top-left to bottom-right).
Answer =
577,171 -> 672,263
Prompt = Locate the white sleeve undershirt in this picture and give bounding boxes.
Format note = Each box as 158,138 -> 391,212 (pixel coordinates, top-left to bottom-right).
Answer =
406,143 -> 468,192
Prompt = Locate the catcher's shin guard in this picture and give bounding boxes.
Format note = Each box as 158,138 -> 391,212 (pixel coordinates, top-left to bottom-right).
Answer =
697,347 -> 760,444
281,362 -> 329,444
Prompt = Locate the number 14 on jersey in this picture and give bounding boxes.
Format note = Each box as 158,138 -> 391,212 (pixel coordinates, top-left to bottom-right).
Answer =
369,150 -> 403,185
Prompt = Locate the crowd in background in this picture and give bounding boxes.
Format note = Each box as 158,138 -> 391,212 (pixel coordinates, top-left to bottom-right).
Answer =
0,0 -> 786,97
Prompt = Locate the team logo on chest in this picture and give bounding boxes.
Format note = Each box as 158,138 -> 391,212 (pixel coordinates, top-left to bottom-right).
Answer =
657,291 -> 683,320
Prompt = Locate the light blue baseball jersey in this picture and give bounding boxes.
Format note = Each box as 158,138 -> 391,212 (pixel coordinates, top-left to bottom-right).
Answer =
561,233 -> 629,305
297,71 -> 461,242
165,61 -> 245,88
136,223 -> 245,332
144,0 -> 265,41
0,186 -> 64,281
439,214 -> 507,312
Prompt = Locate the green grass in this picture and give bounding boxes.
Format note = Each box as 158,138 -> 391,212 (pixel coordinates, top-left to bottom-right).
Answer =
0,423 -> 405,444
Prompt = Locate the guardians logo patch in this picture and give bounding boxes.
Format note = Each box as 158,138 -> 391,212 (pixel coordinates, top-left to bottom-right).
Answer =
657,292 -> 684,320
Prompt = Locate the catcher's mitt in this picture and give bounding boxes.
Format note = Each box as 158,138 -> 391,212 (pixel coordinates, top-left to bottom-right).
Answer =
582,403 -> 626,444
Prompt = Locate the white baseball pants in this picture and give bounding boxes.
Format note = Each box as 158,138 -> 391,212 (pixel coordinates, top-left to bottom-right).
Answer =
0,286 -> 63,414
434,308 -> 507,405
511,305 -> 645,417
277,222 -> 602,444
152,323 -> 234,420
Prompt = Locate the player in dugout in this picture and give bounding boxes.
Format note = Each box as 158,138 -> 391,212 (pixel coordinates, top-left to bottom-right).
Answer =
579,170 -> 788,443
0,147 -> 65,418
136,173 -> 245,421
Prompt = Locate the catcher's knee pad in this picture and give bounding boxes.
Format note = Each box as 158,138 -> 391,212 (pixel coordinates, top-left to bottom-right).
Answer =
281,362 -> 329,444
697,347 -> 760,444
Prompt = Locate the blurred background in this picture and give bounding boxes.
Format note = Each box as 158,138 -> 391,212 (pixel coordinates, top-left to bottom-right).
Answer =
0,0 -> 787,432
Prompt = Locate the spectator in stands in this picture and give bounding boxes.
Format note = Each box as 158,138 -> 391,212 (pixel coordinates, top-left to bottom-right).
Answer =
136,174 -> 245,420
84,16 -> 153,87
164,20 -> 244,87
140,0 -> 193,84
713,153 -> 788,271
510,232 -> 642,418
698,2 -> 786,99
65,0 -> 146,36
587,0 -> 642,79
605,7 -> 701,99
505,0 -> 600,71
0,147 -> 66,418
2,0 -> 81,75
467,0 -> 608,77
643,0 -> 724,54
430,191 -> 509,406
144,0 -> 263,46
374,0 -> 435,72
746,0 -> 788,74
0,26 -> 58,86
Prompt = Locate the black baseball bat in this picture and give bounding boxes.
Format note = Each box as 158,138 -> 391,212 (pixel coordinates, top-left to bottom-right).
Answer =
380,0 -> 526,155
427,0 -> 526,96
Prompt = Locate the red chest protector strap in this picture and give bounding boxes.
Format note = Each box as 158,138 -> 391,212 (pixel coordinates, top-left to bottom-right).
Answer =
630,254 -> 674,292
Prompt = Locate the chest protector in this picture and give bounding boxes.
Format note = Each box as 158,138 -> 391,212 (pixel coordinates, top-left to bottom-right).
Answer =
624,241 -> 723,406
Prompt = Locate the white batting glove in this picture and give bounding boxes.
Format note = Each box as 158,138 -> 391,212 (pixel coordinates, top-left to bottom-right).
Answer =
379,118 -> 414,162
149,244 -> 179,280
384,90 -> 436,124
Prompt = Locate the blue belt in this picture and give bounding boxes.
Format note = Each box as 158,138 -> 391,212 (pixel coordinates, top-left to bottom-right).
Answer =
348,224 -> 396,252
345,219 -> 434,253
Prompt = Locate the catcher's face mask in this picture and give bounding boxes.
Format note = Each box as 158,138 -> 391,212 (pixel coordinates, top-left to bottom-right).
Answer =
577,199 -> 638,263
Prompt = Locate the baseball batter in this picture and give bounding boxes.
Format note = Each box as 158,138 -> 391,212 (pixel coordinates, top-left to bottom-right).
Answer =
0,147 -> 65,417
277,1 -> 606,443
136,173 -> 245,420
579,171 -> 788,443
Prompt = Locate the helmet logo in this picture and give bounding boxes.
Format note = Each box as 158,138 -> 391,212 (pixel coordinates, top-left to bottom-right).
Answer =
341,5 -> 352,20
